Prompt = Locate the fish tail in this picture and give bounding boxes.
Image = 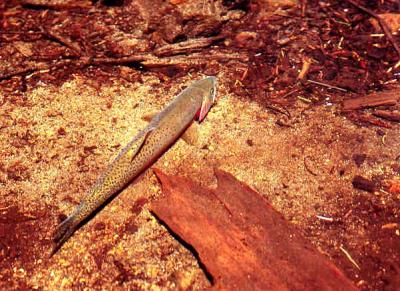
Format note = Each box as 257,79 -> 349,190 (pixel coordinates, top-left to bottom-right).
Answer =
50,214 -> 79,257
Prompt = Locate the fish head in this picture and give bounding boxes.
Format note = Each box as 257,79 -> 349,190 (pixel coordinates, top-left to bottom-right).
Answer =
196,76 -> 217,122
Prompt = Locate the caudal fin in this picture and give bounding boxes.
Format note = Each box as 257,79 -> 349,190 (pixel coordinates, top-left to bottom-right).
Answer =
50,215 -> 78,257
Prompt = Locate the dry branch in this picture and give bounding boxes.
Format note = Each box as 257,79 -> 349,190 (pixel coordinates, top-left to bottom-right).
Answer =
21,0 -> 92,11
342,89 -> 400,111
153,36 -> 225,57
0,50 -> 248,81
41,28 -> 83,56
142,50 -> 248,67
373,110 -> 400,122
0,66 -> 41,80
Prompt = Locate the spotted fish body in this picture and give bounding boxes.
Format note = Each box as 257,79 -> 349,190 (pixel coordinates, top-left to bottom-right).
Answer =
53,76 -> 217,254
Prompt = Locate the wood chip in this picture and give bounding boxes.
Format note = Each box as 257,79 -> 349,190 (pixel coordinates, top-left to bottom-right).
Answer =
352,175 -> 376,193
381,223 -> 398,229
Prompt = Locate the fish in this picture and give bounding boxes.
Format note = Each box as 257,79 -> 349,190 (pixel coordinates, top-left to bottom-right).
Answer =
52,76 -> 217,255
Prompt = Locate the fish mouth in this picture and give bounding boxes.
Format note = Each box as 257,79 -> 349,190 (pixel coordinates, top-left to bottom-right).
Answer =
205,75 -> 217,83
198,76 -> 217,122
198,100 -> 211,122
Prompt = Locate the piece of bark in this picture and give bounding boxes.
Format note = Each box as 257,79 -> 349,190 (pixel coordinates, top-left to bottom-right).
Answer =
342,90 -> 400,111
151,169 -> 357,291
352,175 -> 376,193
373,110 -> 400,122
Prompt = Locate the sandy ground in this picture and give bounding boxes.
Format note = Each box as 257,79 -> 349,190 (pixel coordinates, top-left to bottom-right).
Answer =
1,73 -> 399,289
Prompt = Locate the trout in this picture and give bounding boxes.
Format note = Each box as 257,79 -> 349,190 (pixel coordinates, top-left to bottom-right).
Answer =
52,76 -> 217,254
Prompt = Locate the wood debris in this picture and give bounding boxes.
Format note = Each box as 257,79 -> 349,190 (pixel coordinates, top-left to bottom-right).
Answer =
370,13 -> 400,34
352,175 -> 376,193
381,223 -> 398,230
21,0 -> 92,11
339,245 -> 361,271
342,89 -> 400,111
345,0 -> 400,58
346,112 -> 393,128
382,179 -> 400,194
373,110 -> 400,122
151,169 -> 357,290
153,36 -> 225,57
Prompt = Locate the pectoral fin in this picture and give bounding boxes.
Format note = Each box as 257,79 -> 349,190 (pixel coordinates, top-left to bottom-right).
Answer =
181,122 -> 200,146
128,126 -> 156,162
141,112 -> 157,122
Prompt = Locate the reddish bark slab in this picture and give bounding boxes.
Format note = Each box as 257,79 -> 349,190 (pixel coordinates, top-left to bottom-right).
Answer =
342,89 -> 400,111
151,169 -> 357,291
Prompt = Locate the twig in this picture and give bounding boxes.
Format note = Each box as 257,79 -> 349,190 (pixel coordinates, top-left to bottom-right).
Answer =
22,213 -> 38,220
0,65 -> 43,80
1,27 -> 82,56
344,210 -> 352,219
345,0 -> 400,58
21,0 -> 92,11
0,30 -> 42,35
279,88 -> 301,99
143,50 -> 249,67
184,50 -> 249,62
297,96 -> 312,103
307,79 -> 347,92
316,215 -> 334,222
339,245 -> 361,270
153,36 -> 225,57
41,27 -> 83,56
304,156 -> 318,176
265,104 -> 291,117
0,58 -> 87,81
0,55 -> 149,81
298,56 -> 312,80
0,50 -> 249,81
90,54 -> 154,65
94,51 -> 248,68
